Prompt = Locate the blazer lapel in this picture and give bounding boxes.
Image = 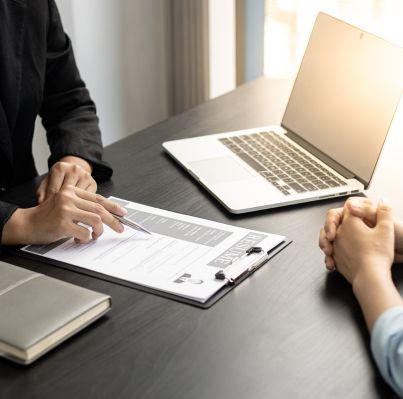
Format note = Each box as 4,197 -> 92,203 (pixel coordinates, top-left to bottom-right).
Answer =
0,0 -> 27,166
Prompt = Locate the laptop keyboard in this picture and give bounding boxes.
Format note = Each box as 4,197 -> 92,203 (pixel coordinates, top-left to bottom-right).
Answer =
219,131 -> 347,196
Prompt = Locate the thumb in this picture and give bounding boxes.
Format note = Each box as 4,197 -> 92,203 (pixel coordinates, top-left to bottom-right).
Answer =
36,178 -> 48,204
375,198 -> 393,232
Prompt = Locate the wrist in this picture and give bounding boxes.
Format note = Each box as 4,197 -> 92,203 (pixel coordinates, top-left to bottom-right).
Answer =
59,156 -> 92,174
352,266 -> 391,298
352,264 -> 403,332
2,208 -> 34,245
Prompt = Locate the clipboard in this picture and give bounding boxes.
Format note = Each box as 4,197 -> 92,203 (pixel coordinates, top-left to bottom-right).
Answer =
18,238 -> 291,309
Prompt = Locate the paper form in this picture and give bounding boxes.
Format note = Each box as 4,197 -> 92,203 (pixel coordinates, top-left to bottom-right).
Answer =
23,198 -> 285,303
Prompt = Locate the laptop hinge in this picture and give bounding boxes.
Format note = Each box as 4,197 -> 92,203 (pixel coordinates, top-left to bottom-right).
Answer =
284,130 -> 358,181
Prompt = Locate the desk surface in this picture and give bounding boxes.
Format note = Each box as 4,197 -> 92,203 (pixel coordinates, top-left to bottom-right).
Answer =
0,78 -> 398,399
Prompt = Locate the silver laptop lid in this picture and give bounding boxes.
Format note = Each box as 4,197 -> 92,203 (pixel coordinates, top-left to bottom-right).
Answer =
282,12 -> 403,186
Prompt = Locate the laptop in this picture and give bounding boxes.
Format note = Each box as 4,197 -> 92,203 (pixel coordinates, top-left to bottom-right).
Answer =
163,13 -> 403,213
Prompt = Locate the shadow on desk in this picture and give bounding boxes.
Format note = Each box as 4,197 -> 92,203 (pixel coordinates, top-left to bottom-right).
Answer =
322,266 -> 403,399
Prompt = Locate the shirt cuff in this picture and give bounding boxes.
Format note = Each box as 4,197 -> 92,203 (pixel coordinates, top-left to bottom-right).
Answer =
371,306 -> 403,397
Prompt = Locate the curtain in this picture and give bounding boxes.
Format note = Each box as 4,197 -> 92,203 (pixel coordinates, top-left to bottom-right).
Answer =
168,0 -> 210,115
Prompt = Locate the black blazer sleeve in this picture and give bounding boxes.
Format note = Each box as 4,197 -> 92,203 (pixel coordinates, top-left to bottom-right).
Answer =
0,0 -> 113,248
39,0 -> 112,181
0,201 -> 18,250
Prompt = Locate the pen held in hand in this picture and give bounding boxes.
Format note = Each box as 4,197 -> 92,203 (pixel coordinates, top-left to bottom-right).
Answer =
112,213 -> 152,235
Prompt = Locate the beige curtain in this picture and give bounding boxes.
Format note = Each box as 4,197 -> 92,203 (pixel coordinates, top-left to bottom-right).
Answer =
167,0 -> 210,115
235,0 -> 245,86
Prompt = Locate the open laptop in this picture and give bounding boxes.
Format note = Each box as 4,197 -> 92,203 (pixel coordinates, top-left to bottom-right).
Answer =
163,13 -> 403,213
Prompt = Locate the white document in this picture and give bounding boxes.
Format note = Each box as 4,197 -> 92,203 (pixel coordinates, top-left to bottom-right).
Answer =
23,198 -> 286,303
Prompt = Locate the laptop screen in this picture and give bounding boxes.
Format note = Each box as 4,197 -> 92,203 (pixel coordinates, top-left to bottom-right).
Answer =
281,12 -> 403,186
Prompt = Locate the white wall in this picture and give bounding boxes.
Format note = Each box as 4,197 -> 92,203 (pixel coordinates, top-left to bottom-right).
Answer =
208,0 -> 236,99
33,0 -> 169,174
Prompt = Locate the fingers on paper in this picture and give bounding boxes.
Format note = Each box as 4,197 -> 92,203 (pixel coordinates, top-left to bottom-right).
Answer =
73,189 -> 126,233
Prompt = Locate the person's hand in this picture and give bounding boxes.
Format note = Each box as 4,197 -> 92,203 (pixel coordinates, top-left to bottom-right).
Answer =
2,185 -> 126,245
332,199 -> 394,285
37,156 -> 96,204
330,200 -> 403,333
319,197 -> 375,270
319,197 -> 403,270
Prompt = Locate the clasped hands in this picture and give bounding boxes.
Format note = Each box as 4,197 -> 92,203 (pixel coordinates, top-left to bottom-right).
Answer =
2,156 -> 126,245
318,197 -> 402,286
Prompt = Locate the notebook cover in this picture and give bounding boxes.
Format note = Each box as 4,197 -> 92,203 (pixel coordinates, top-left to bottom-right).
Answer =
0,261 -> 111,364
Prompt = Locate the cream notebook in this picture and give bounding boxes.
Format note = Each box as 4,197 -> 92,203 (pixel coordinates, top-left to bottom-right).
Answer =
0,261 -> 111,364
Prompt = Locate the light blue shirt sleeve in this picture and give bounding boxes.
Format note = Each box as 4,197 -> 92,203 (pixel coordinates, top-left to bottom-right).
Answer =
371,306 -> 403,397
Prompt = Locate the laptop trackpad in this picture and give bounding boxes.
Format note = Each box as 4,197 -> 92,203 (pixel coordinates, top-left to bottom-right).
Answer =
188,157 -> 254,184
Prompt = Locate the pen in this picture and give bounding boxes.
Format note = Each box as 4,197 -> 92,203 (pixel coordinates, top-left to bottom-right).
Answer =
112,213 -> 152,235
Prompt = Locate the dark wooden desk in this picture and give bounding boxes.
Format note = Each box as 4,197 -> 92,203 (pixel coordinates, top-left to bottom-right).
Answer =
0,78 -> 397,399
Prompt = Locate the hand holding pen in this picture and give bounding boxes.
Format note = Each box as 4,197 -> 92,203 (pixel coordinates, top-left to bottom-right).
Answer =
3,186 -> 131,245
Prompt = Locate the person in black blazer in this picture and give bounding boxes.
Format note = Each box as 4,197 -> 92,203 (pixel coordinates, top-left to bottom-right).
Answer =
0,0 -> 126,247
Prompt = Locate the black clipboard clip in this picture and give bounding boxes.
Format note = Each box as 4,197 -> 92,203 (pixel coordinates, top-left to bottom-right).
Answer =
215,246 -> 266,285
